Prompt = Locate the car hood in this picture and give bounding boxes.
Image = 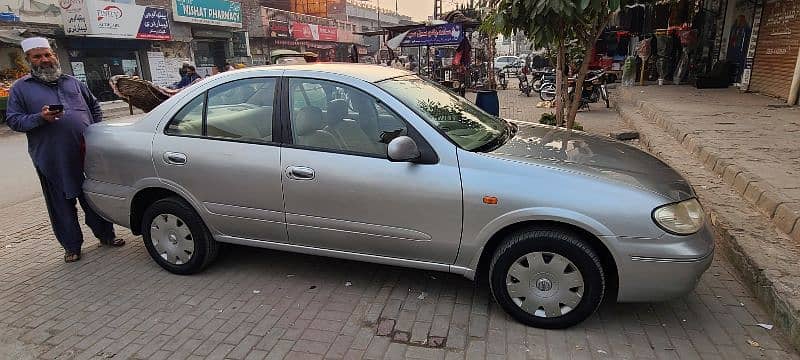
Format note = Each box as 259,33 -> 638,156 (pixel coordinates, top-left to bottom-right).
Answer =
487,122 -> 694,201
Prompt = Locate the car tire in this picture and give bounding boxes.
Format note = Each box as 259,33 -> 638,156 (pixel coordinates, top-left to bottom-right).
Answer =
141,197 -> 218,275
489,227 -> 605,329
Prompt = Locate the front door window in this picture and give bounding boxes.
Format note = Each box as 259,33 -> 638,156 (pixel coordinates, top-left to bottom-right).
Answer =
288,78 -> 407,157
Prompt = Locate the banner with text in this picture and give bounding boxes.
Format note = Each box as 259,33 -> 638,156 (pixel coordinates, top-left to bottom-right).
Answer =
291,21 -> 337,42
400,23 -> 464,47
60,0 -> 170,40
173,0 -> 242,28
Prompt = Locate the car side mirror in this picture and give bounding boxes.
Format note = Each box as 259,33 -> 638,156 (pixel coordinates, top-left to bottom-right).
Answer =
387,136 -> 421,162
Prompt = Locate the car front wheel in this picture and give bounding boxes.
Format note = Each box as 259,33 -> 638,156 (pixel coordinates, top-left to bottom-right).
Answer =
489,227 -> 605,329
141,197 -> 218,274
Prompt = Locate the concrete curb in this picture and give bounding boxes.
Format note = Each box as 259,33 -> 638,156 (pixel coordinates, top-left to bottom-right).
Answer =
615,99 -> 800,350
619,87 -> 800,244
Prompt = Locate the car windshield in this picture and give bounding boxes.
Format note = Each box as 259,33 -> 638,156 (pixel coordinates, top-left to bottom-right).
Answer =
377,75 -> 508,151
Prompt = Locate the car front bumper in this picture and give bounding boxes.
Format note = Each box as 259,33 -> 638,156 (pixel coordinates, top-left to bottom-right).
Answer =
613,224 -> 715,302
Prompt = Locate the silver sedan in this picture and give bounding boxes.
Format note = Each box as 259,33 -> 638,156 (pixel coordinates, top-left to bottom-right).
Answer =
84,64 -> 713,328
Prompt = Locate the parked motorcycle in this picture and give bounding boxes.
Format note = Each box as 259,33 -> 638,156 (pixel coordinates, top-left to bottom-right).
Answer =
532,68 -> 556,93
539,70 -> 609,110
496,67 -> 508,90
518,71 -> 532,97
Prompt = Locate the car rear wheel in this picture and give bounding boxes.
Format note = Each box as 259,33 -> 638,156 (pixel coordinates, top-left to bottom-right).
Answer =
141,197 -> 218,274
489,227 -> 605,329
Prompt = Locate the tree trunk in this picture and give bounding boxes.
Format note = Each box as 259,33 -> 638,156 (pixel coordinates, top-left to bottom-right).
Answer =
565,48 -> 593,130
488,35 -> 497,89
554,42 -> 565,127
566,16 -> 611,130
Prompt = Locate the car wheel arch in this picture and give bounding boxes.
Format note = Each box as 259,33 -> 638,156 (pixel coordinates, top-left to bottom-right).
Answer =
472,220 -> 619,301
130,187 -> 186,236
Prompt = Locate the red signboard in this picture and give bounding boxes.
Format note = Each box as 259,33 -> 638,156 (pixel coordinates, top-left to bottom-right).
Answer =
291,21 -> 337,41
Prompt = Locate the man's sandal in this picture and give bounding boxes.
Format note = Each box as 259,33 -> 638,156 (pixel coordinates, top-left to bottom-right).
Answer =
64,251 -> 81,263
100,238 -> 126,247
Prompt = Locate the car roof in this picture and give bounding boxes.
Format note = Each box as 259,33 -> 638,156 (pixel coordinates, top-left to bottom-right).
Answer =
234,63 -> 412,83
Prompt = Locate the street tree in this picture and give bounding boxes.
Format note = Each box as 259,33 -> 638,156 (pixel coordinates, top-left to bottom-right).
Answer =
482,0 -> 633,129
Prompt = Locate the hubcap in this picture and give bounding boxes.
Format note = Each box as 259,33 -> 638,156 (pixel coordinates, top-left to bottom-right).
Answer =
505,252 -> 584,318
535,278 -> 553,292
150,213 -> 194,265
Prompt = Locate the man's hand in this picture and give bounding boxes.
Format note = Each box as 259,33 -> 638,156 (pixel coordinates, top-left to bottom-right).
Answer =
41,105 -> 61,123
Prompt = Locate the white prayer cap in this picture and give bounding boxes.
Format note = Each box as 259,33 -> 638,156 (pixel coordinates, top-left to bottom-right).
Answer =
21,37 -> 51,53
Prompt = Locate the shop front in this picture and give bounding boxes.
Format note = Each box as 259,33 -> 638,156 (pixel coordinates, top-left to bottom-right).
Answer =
66,38 -> 150,101
594,0 -> 727,85
172,0 -> 243,75
259,7 -> 364,63
191,29 -> 233,76
60,0 -> 171,101
270,38 -> 337,61
747,0 -> 800,100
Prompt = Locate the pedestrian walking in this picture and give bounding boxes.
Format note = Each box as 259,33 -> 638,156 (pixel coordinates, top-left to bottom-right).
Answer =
6,37 -> 125,263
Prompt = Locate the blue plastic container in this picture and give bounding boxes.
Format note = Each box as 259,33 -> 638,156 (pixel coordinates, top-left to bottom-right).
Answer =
475,90 -> 499,116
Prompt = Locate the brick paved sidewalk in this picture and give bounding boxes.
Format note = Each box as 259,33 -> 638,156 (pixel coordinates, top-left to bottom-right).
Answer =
0,88 -> 797,359
619,86 -> 800,243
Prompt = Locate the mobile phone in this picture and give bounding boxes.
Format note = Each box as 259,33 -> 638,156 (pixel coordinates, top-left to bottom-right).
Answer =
48,104 -> 64,113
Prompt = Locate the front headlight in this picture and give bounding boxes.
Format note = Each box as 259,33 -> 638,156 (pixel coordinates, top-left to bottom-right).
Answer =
652,198 -> 705,235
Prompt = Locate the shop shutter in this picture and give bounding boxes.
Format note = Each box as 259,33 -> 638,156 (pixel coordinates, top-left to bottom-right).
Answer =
749,0 -> 800,100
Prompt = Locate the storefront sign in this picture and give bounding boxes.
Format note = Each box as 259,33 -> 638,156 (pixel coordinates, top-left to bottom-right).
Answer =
71,61 -> 87,84
232,31 -> 251,57
261,7 -> 290,38
61,0 -> 90,35
137,7 -> 171,40
173,0 -> 242,28
147,51 -> 177,87
291,21 -> 337,42
400,23 -> 464,47
59,0 -> 170,40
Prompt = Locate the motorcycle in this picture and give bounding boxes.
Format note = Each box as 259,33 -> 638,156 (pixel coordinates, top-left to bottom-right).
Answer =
539,70 -> 609,110
532,68 -> 556,93
496,67 -> 508,90
518,69 -> 532,97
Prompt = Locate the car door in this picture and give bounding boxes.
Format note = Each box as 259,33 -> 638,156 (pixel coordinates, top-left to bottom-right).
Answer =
152,76 -> 287,243
279,76 -> 462,264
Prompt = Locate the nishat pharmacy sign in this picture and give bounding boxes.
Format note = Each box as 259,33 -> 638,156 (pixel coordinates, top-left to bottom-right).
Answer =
172,0 -> 242,28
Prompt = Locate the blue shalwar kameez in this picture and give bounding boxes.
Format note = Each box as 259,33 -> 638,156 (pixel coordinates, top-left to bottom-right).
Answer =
6,74 -> 116,253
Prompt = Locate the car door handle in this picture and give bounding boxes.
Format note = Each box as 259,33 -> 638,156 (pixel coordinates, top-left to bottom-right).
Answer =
163,152 -> 187,165
286,166 -> 315,180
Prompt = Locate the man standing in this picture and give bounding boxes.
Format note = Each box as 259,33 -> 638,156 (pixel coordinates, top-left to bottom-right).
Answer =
6,37 -> 125,263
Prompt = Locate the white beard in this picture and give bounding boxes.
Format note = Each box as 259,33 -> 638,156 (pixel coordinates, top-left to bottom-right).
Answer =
31,62 -> 63,83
